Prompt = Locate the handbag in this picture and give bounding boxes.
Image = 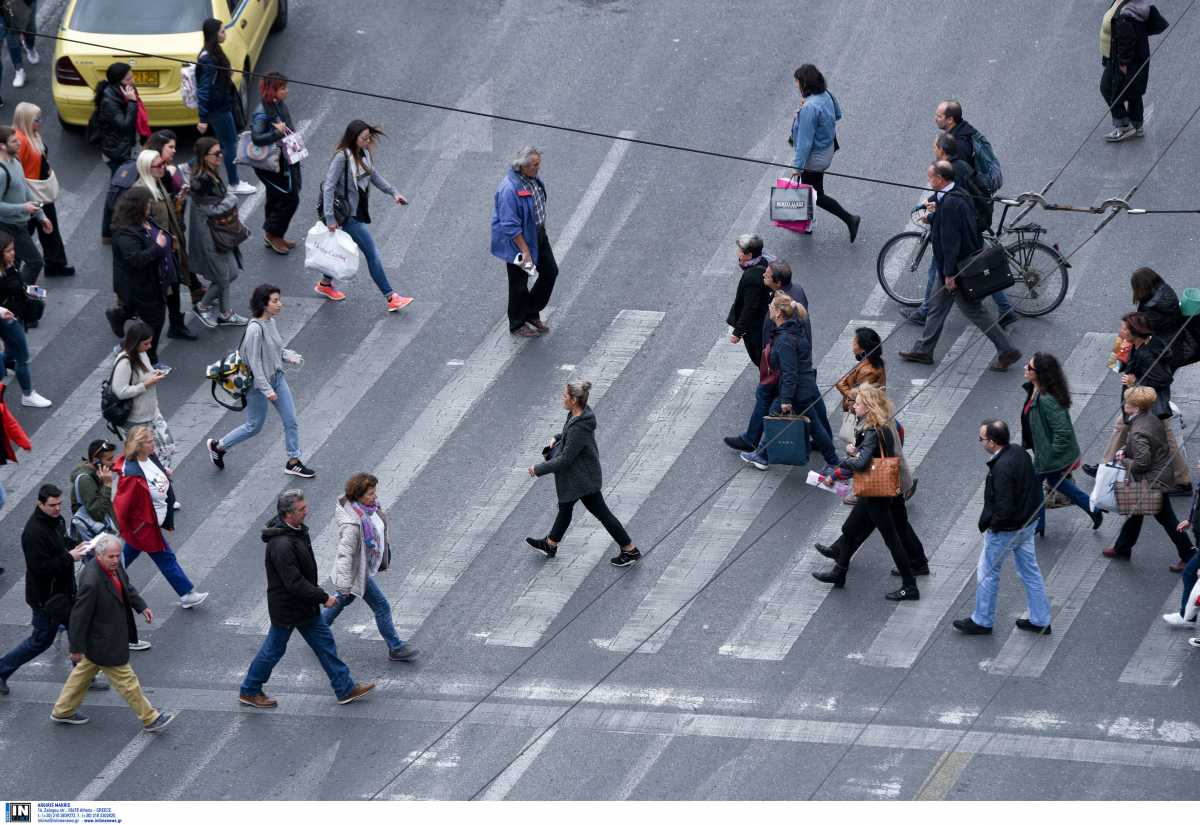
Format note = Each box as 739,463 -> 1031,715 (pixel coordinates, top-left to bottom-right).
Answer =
316,150 -> 352,226
70,473 -> 116,542
955,243 -> 1014,302
208,204 -> 251,252
852,426 -> 903,497
280,129 -> 308,165
762,415 -> 810,466
770,177 -> 815,234
1115,478 -> 1163,515
235,129 -> 282,171
26,152 -> 59,203
99,355 -> 135,435
205,323 -> 255,411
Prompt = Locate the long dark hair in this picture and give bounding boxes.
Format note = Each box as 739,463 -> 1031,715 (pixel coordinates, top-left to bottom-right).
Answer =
793,64 -> 827,96
201,18 -> 232,86
1130,266 -> 1164,306
0,230 -> 13,269
193,136 -> 221,181
110,187 -> 152,230
249,283 -> 281,318
94,61 -> 130,107
336,119 -> 385,170
854,327 -> 884,370
120,320 -> 155,376
1031,351 -> 1071,409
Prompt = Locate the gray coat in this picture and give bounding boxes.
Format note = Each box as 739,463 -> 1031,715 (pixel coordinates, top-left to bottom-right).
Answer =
68,560 -> 147,668
320,149 -> 396,226
534,407 -> 603,503
1125,411 -> 1173,491
187,166 -> 243,285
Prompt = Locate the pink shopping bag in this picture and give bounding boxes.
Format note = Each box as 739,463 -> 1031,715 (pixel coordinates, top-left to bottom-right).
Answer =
770,177 -> 815,234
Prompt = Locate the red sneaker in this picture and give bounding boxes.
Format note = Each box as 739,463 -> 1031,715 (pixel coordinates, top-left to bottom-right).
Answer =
314,282 -> 346,302
386,294 -> 414,312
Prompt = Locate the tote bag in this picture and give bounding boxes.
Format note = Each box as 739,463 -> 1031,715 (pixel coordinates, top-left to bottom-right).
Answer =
852,426 -> 902,498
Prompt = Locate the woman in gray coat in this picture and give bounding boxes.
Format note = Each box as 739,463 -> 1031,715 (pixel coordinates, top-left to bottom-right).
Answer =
188,136 -> 247,329
526,381 -> 641,567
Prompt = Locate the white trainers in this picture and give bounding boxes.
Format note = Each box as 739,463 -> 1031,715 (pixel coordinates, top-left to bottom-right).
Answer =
12,68 -> 25,88
1105,126 -> 1135,142
1162,612 -> 1193,627
23,45 -> 38,65
179,591 -> 209,609
129,639 -> 152,651
230,181 -> 257,196
21,391 -> 51,408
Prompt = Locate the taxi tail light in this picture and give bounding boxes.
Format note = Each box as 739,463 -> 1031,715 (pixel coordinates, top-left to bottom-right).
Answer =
55,56 -> 87,86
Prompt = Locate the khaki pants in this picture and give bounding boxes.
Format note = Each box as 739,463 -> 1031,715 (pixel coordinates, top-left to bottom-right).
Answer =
52,655 -> 158,726
1102,418 -> 1192,487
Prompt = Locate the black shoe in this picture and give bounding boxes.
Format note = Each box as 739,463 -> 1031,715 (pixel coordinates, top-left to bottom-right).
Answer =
814,542 -> 838,560
898,350 -> 934,365
0,675 -> 8,695
610,547 -> 641,567
388,644 -> 419,662
285,459 -> 316,479
899,309 -> 927,327
1168,483 -> 1194,498
46,266 -> 76,277
525,537 -> 556,558
890,565 -> 930,577
104,307 -> 126,338
885,586 -> 919,601
1082,463 -> 1098,478
1015,618 -> 1052,635
904,478 -> 918,501
206,439 -> 225,470
167,324 -> 198,341
1091,509 -> 1104,530
811,565 -> 846,588
952,617 -> 992,635
847,214 -> 861,243
724,435 -> 754,452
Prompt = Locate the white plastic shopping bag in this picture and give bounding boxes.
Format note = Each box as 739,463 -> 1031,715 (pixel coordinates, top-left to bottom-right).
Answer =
304,222 -> 359,281
1090,460 -> 1126,513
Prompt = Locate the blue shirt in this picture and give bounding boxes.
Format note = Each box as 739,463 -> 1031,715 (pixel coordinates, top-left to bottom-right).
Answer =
490,170 -> 546,265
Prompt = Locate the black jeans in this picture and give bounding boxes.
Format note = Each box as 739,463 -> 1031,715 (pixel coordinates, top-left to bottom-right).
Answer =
799,170 -> 855,228
0,222 -> 43,284
1100,61 -> 1145,128
256,164 -> 301,238
742,335 -> 762,368
31,201 -> 69,273
505,225 -> 558,332
833,495 -> 926,587
1114,496 -> 1191,559
549,492 -> 631,547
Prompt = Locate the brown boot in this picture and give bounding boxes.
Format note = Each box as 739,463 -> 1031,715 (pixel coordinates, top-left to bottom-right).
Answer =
263,234 -> 290,255
238,692 -> 278,709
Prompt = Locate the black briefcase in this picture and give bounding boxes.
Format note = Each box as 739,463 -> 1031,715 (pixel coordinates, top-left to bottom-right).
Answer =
955,244 -> 1014,302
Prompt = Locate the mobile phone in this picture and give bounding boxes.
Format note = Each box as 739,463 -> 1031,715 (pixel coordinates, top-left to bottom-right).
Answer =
25,285 -> 46,299
157,366 -> 172,375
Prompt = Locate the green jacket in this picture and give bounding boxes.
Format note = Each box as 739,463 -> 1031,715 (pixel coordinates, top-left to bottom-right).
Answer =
1022,383 -> 1080,474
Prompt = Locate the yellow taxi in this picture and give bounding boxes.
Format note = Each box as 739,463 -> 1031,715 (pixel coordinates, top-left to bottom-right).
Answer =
52,0 -> 287,128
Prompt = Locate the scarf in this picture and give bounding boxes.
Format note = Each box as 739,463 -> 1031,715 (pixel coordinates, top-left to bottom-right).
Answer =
351,501 -> 383,571
739,252 -> 777,270
134,93 -> 151,140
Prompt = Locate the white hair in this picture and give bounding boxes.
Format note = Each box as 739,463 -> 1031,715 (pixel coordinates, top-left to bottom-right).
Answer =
93,534 -> 123,554
736,233 -> 763,255
511,145 -> 541,172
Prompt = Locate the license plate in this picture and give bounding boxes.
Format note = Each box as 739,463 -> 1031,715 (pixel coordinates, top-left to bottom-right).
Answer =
132,70 -> 159,87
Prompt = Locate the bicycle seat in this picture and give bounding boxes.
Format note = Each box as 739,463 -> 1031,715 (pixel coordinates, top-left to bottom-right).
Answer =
1008,222 -> 1044,234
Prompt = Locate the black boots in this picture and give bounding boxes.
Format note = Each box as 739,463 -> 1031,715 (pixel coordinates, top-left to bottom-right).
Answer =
811,564 -> 847,588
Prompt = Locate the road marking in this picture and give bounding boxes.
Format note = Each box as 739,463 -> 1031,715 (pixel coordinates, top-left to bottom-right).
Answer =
721,328 -> 985,661
22,288 -> 96,359
1118,591 -> 1193,688
271,740 -> 341,800
162,715 -> 246,800
600,320 -> 890,655
915,750 -> 973,800
615,733 -> 675,799
485,336 -> 749,648
76,733 -> 155,800
699,130 -> 778,280
476,729 -> 558,800
554,131 -> 635,261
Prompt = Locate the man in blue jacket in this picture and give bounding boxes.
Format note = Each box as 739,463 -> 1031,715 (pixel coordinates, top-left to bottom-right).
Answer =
490,146 -> 558,338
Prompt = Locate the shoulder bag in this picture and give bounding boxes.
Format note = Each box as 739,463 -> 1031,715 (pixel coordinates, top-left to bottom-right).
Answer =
25,150 -> 60,204
235,128 -> 282,172
852,426 -> 903,497
71,473 -> 116,542
204,321 -> 256,411
316,150 -> 351,226
207,189 -> 251,253
99,355 -> 135,435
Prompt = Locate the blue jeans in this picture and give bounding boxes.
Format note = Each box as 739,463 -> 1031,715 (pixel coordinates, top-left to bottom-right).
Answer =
0,607 -> 58,680
339,218 -> 394,297
1035,468 -> 1092,533
240,615 -> 355,699
123,541 -> 194,597
765,395 -> 839,466
321,575 -> 405,652
972,525 -> 1051,628
0,317 -> 32,394
218,370 -> 301,459
1178,551 -> 1200,617
919,254 -> 1012,317
741,383 -> 779,447
207,108 -> 242,185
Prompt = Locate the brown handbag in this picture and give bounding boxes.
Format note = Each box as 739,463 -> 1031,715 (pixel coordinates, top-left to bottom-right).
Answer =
1114,479 -> 1163,515
852,426 -> 903,498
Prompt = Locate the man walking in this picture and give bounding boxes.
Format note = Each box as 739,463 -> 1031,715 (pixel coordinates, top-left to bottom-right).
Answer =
238,490 -> 374,709
954,420 -> 1052,636
491,146 -> 557,338
933,100 -> 978,168
726,233 -> 772,367
50,535 -> 175,731
899,162 -> 1021,372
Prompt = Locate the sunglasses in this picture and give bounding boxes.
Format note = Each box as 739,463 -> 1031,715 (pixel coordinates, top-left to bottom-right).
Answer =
209,150 -> 223,157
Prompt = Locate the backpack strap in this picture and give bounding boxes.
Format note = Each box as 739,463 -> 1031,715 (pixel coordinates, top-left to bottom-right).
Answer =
0,164 -> 9,200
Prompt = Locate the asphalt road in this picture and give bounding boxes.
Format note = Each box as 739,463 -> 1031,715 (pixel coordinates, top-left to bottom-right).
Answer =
0,0 -> 1198,801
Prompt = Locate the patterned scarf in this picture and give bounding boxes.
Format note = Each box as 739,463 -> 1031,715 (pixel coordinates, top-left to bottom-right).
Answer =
351,501 -> 383,571
739,252 -> 776,270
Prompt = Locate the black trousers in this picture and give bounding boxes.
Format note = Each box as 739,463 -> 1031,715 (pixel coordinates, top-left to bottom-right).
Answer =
799,170 -> 855,228
549,491 -> 631,547
1114,496 -> 1191,559
129,299 -> 166,364
0,222 -> 43,284
743,335 -> 763,367
505,225 -> 558,332
833,495 -> 926,587
30,201 -> 69,273
1100,62 -> 1145,128
256,164 -> 301,238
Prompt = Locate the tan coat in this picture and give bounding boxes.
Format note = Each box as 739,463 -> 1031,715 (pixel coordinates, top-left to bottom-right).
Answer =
835,361 -> 886,412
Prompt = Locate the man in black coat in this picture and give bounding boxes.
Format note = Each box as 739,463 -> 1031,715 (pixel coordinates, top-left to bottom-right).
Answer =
1101,0 -> 1164,142
726,233 -> 772,366
238,490 -> 374,709
900,161 -> 1021,372
934,100 -> 977,168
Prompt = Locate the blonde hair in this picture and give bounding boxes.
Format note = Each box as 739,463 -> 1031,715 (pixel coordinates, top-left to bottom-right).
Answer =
135,150 -> 164,201
11,102 -> 43,153
854,385 -> 894,429
122,425 -> 155,459
1124,385 -> 1157,411
770,293 -> 808,321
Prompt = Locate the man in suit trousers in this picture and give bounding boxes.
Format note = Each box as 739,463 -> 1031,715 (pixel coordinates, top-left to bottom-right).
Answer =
900,161 -> 1022,372
50,535 -> 175,731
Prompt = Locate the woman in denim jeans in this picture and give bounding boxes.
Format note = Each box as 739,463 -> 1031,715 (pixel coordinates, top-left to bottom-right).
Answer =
0,231 -> 49,407
207,284 -> 314,478
194,18 -> 255,196
322,473 -> 418,662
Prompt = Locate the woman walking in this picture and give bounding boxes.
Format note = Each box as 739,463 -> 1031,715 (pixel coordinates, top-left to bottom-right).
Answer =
111,320 -> 176,472
1102,386 -> 1195,568
251,71 -> 302,254
131,149 -> 197,340
526,381 -> 641,568
812,386 -> 926,601
0,231 -> 50,407
315,120 -> 413,312
790,63 -> 861,242
113,425 -> 207,610
12,103 -> 74,277
110,188 -> 171,367
1165,485 -> 1200,625
835,327 -> 886,443
1021,352 -> 1103,536
194,18 -> 255,195
322,473 -> 418,661
207,284 -> 314,479
1131,266 -> 1198,369
188,137 -> 247,329
94,63 -> 139,175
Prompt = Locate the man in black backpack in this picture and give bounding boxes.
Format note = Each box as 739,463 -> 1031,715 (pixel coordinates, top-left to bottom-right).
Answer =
934,100 -> 977,168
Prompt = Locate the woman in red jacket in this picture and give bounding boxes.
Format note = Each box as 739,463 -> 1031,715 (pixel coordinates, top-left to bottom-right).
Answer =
113,426 -> 207,609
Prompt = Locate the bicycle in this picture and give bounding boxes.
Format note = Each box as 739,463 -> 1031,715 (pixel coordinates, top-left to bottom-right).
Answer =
875,193 -> 1071,317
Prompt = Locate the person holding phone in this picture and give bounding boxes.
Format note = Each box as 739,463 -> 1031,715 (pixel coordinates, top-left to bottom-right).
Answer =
111,188 -> 171,368
0,230 -> 49,407
94,62 -> 139,175
111,320 -> 177,474
0,125 -> 49,286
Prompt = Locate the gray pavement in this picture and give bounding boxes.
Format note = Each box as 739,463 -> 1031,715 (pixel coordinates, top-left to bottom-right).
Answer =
0,0 -> 1198,801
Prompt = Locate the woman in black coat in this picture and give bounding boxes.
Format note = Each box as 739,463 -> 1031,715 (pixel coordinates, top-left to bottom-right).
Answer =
251,72 -> 302,254
111,188 -> 172,367
94,62 -> 139,174
1131,266 -> 1198,368
526,381 -> 641,568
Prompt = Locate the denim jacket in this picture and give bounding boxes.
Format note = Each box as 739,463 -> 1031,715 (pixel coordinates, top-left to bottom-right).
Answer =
791,91 -> 842,172
490,169 -> 545,266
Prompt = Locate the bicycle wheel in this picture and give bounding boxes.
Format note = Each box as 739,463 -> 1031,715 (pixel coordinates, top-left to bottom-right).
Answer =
876,231 -> 930,307
1004,240 -> 1069,317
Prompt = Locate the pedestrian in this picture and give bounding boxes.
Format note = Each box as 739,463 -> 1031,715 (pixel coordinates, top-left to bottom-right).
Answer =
315,120 -> 413,312
0,125 -> 49,285
111,320 -> 176,471
93,63 -> 139,175
207,284 -> 314,478
726,233 -> 772,366
1100,0 -> 1164,142
738,294 -> 840,474
113,425 -> 208,609
953,419 -> 1052,635
12,103 -> 74,277
490,145 -> 556,337
0,484 -> 92,696
0,230 -> 50,406
789,64 -> 861,242
238,490 -> 376,709
132,149 -> 198,340
1131,266 -> 1198,369
1164,484 -> 1200,627
525,381 -> 642,567
1100,386 -> 1195,568
102,130 -> 183,249
932,100 -> 979,168
49,534 -> 176,732
834,326 -> 887,445
322,473 -> 419,662
899,161 -> 1022,372
187,137 -> 247,329
812,386 -> 927,600
194,18 -> 255,195
251,71 -> 302,254
1020,352 -> 1103,536
110,187 -> 171,368
0,0 -> 30,94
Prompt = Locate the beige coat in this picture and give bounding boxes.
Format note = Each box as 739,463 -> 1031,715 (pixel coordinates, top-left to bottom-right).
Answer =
329,497 -> 392,597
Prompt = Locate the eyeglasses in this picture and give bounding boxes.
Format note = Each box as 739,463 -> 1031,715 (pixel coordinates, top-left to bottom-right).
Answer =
1024,363 -> 1036,372
978,435 -> 988,442
209,150 -> 223,157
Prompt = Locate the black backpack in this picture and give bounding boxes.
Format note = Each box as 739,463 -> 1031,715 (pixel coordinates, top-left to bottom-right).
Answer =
99,355 -> 135,435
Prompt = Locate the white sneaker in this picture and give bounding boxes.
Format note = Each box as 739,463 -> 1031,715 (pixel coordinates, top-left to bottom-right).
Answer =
129,639 -> 152,651
230,181 -> 257,196
173,501 -> 182,510
21,391 -> 51,408
179,591 -> 209,609
1105,126 -> 1135,142
12,68 -> 25,88
23,45 -> 38,65
1163,612 -> 1193,627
